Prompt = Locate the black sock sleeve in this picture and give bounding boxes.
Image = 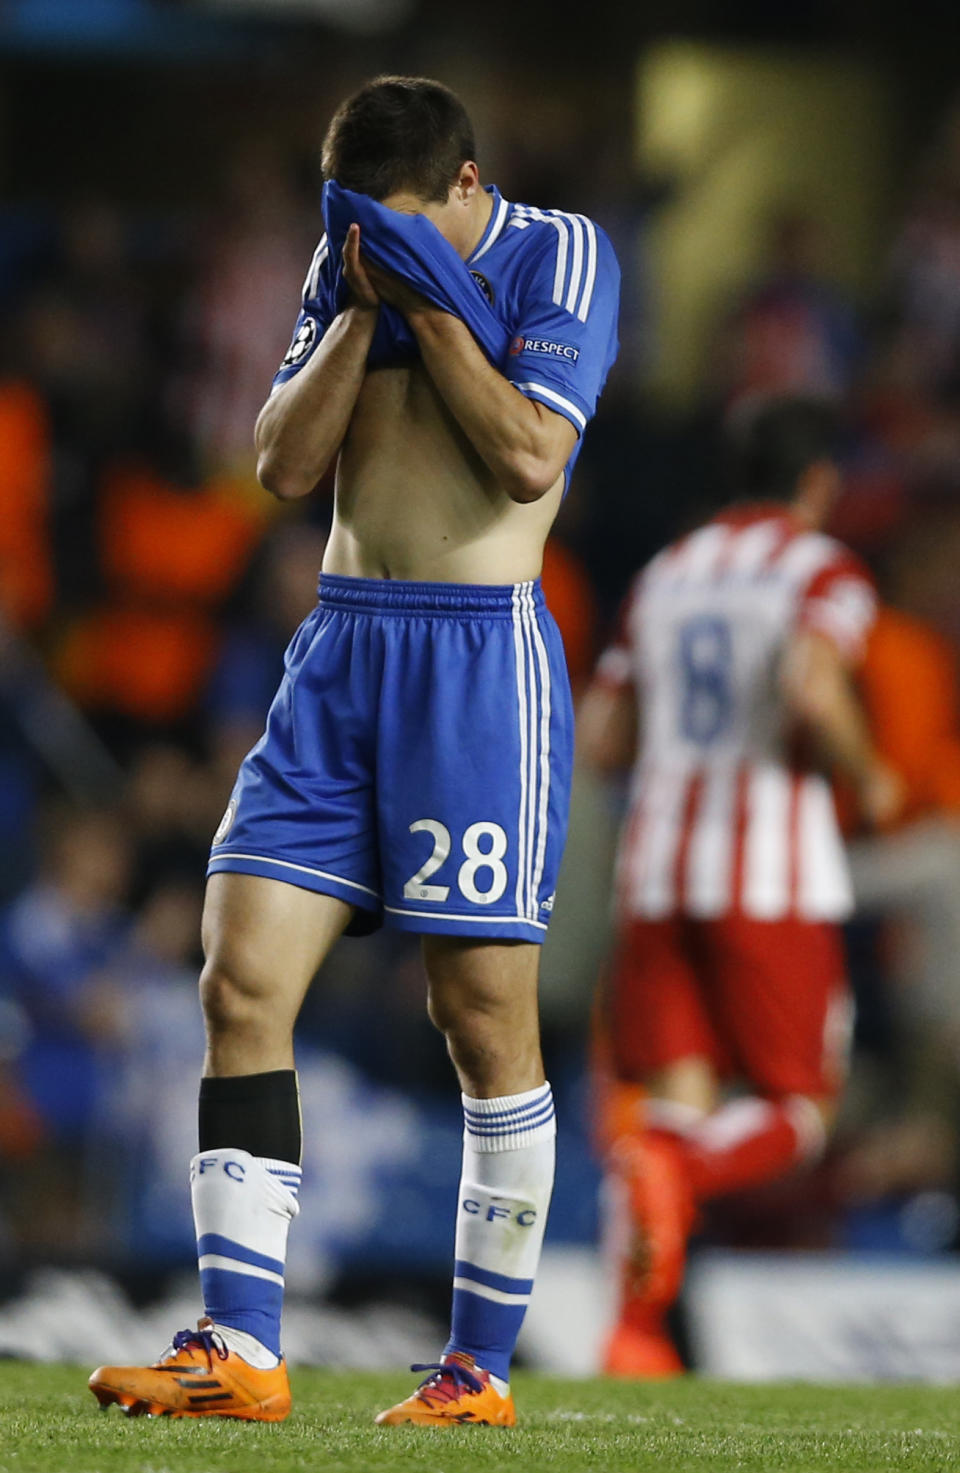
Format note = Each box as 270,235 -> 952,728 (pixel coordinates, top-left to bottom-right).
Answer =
198,1070 -> 302,1164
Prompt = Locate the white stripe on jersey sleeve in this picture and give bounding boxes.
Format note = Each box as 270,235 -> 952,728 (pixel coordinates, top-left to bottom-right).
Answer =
668,524 -> 731,584
576,215 -> 598,322
302,236 -> 328,301
564,214 -> 585,314
770,531 -> 842,592
803,578 -> 877,660
723,519 -> 783,576
742,765 -> 792,920
512,204 -> 602,319
512,382 -> 587,430
551,218 -> 570,305
514,206 -> 569,305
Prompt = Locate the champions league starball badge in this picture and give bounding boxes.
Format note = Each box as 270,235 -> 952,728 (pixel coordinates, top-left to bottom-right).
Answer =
281,317 -> 317,368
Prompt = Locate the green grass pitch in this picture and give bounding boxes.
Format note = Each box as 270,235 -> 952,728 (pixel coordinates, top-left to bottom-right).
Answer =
2,1364 -> 960,1473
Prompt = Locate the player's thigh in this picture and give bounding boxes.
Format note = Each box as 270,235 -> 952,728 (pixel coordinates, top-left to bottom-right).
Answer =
604,917 -> 724,1084
201,871 -> 352,1019
207,596 -> 381,927
702,916 -> 851,1098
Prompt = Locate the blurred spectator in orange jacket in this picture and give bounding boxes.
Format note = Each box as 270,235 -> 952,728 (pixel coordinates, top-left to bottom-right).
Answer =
56,465 -> 268,731
858,604 -> 960,823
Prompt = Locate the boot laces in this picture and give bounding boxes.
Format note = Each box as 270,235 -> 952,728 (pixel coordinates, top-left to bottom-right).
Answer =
409,1360 -> 484,1403
167,1322 -> 229,1363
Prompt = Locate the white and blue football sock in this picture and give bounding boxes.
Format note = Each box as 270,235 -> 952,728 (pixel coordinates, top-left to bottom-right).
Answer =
444,1082 -> 556,1387
190,1149 -> 301,1365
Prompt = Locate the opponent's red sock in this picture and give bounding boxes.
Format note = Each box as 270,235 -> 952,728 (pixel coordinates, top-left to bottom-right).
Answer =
653,1096 -> 825,1202
601,1131 -> 692,1378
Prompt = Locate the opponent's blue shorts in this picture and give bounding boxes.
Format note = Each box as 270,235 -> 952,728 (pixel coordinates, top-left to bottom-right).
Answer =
207,574 -> 573,944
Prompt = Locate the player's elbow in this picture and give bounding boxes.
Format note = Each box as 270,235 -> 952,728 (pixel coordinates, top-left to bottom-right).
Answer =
500,454 -> 563,504
501,409 -> 577,502
256,451 -> 315,502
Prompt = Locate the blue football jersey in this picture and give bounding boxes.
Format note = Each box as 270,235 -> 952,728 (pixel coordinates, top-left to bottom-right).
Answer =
271,185 -> 620,484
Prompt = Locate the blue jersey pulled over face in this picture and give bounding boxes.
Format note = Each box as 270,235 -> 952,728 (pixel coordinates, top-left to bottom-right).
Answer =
272,185 -> 621,486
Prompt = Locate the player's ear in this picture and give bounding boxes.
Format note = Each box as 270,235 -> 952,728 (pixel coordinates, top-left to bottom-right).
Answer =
455,161 -> 480,202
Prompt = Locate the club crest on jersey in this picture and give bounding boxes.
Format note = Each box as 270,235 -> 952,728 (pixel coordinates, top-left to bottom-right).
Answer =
281,317 -> 317,368
510,335 -> 580,361
470,270 -> 495,305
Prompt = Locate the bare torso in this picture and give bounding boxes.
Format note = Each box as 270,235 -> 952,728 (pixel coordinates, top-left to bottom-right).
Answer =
323,361 -> 563,584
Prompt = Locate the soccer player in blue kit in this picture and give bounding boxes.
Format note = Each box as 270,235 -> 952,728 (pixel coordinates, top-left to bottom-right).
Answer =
89,76 -> 619,1427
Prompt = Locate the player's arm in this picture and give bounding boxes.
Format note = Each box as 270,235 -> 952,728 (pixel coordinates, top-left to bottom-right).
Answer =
345,231 -> 575,502
255,302 -> 377,501
255,232 -> 382,501
782,629 -> 903,827
576,679 -> 638,774
410,311 -> 576,503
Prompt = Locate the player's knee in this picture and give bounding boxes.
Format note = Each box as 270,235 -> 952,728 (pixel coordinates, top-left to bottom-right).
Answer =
442,1012 -> 494,1077
427,988 -> 498,1054
440,1004 -> 540,1089
425,956 -> 542,1090
426,984 -> 455,1038
199,958 -> 275,1039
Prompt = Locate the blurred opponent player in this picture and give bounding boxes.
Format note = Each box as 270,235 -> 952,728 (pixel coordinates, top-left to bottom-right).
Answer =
89,77 -> 619,1424
578,398 -> 902,1376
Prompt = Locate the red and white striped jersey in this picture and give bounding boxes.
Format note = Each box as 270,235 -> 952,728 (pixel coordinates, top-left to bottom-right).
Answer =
596,504 -> 876,922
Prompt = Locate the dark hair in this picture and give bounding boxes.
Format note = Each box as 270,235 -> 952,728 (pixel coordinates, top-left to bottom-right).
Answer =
731,396 -> 840,501
321,75 -> 476,203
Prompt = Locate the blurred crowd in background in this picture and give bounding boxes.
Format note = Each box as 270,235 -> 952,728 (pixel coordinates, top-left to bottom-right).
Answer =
4,2 -> 960,1337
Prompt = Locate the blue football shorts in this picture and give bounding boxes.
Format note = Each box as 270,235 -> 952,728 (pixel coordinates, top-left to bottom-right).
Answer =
207,574 -> 574,943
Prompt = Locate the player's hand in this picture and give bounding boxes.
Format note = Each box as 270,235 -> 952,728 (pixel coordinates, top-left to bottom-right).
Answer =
342,223 -> 380,311
360,255 -> 434,319
857,760 -> 907,830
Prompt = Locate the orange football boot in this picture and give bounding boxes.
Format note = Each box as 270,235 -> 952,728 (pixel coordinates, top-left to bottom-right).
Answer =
88,1319 -> 291,1420
375,1354 -> 516,1427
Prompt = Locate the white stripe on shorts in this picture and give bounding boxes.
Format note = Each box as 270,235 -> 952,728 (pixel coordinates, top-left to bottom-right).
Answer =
384,904 -> 548,931
208,852 -> 379,899
511,581 -> 551,922
512,585 -> 531,921
526,584 -> 552,919
519,584 -> 539,919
